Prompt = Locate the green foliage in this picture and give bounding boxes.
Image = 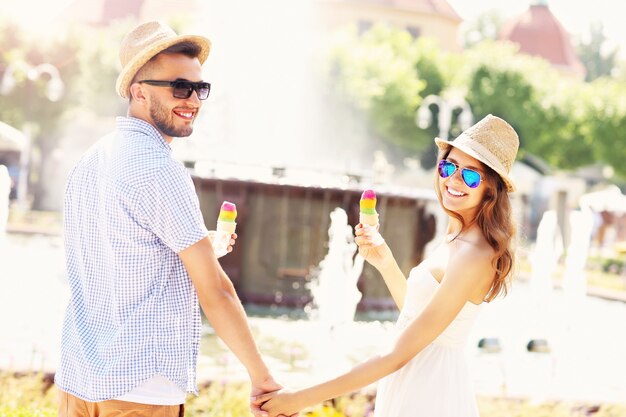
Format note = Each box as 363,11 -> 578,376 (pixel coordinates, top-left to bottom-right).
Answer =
476,397 -> 626,417
186,381 -> 253,416
0,373 -> 57,415
323,24 -> 427,152
413,38 -> 447,97
2,372 -> 626,417
461,41 -> 596,170
0,407 -> 56,417
461,11 -> 505,49
576,23 -> 619,82
65,21 -> 130,116
325,26 -> 626,178
581,78 -> 626,177
0,18 -> 130,121
0,18 -> 125,208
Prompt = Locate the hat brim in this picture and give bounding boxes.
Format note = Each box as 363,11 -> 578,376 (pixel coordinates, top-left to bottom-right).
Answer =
435,137 -> 516,192
116,34 -> 211,99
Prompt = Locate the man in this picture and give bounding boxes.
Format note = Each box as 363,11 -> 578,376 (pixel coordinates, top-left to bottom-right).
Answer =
55,21 -> 281,416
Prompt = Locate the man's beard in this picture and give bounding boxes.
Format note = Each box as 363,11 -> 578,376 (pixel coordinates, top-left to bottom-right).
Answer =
149,99 -> 194,138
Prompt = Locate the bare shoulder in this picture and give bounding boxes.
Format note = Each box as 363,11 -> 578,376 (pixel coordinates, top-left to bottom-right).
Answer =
451,239 -> 493,265
446,238 -> 495,287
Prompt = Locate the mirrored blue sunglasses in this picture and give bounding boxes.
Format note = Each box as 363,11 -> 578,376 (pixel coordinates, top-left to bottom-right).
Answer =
438,159 -> 482,189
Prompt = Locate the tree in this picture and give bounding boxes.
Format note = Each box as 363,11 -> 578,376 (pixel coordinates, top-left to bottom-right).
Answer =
576,22 -> 619,82
583,78 -> 626,177
323,24 -> 456,155
461,11 -> 504,49
320,26 -> 626,179
0,19 -> 126,209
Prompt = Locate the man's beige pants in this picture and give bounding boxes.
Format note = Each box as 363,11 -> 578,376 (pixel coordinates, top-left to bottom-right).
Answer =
58,390 -> 184,417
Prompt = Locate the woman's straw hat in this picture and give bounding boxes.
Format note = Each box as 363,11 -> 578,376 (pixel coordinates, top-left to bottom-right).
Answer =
116,21 -> 211,99
434,114 -> 519,192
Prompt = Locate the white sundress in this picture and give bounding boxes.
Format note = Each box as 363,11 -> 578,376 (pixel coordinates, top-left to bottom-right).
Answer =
374,264 -> 482,417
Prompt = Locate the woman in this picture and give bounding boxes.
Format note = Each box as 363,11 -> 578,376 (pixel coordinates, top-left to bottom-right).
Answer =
253,114 -> 519,417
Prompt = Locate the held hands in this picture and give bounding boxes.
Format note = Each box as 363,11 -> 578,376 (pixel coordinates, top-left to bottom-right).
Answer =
354,223 -> 393,270
249,376 -> 283,417
207,231 -> 238,257
251,388 -> 303,417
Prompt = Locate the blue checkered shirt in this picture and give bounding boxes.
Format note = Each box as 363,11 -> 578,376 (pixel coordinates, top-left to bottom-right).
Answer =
55,117 -> 209,401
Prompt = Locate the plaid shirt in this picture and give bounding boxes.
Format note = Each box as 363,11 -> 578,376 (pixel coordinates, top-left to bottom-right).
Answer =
55,117 -> 208,401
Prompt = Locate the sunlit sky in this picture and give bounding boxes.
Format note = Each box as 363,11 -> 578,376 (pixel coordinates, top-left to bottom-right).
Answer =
1,0 -> 624,56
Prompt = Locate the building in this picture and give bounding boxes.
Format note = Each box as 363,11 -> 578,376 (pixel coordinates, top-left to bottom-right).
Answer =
499,0 -> 585,79
315,0 -> 462,51
61,0 -> 462,51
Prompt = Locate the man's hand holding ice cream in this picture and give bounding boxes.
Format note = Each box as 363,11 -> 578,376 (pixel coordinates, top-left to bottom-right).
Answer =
211,201 -> 238,258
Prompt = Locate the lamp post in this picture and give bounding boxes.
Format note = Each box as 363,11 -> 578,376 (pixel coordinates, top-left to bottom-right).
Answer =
0,61 -> 65,208
415,94 -> 473,140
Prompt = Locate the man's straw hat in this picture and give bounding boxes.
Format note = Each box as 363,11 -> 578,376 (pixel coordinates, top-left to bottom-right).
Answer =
435,114 -> 519,192
116,21 -> 211,99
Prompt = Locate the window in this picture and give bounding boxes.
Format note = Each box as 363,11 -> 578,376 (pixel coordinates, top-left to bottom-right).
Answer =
406,25 -> 421,39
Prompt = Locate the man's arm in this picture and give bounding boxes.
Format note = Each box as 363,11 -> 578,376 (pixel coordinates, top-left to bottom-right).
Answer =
178,237 -> 278,389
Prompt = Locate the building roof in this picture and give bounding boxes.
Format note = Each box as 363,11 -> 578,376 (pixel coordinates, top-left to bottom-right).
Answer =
327,0 -> 461,22
60,0 -> 201,25
499,3 -> 585,78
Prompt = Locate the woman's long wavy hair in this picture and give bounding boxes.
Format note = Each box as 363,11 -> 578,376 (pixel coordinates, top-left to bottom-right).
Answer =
434,149 -> 517,302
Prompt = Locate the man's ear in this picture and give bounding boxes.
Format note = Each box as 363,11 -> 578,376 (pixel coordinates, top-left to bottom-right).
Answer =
129,83 -> 147,103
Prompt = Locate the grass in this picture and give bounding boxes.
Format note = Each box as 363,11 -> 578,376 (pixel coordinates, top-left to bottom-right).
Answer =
6,209 -> 62,235
516,251 -> 626,293
585,255 -> 626,291
2,372 -> 625,417
0,373 -> 57,417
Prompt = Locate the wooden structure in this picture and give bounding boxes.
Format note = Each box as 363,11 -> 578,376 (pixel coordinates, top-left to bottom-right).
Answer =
193,176 -> 438,311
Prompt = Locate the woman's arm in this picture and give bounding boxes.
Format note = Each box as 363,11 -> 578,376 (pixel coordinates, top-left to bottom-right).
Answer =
256,250 -> 491,417
354,224 -> 407,309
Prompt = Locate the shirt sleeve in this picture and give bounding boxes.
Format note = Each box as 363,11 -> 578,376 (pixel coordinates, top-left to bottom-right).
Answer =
137,160 -> 209,253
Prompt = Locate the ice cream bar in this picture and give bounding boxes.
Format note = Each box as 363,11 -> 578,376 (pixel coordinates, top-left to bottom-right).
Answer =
218,201 -> 237,223
359,189 -> 379,226
214,201 -> 237,257
359,190 -> 385,247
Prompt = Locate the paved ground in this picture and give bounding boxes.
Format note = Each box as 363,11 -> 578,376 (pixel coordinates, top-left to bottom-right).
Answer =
1,232 -> 625,404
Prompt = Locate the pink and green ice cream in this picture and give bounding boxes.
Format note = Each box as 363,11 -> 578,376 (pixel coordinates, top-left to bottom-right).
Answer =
218,201 -> 237,222
213,201 -> 237,257
359,190 -> 379,226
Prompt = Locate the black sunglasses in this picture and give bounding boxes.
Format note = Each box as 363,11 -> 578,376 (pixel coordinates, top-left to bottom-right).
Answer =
438,159 -> 482,189
138,79 -> 211,100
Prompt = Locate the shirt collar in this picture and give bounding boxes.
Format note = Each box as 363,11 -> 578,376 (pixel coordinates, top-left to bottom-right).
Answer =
115,116 -> 171,153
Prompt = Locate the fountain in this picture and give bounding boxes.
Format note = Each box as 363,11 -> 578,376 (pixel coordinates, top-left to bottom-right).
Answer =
473,208 -> 563,395
303,207 -> 366,377
527,210 -> 563,348
562,209 -> 594,299
307,207 -> 365,329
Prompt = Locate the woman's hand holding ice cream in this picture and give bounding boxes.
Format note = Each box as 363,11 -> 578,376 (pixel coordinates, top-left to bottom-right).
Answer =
359,190 -> 384,246
354,223 -> 394,271
355,189 -> 395,270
